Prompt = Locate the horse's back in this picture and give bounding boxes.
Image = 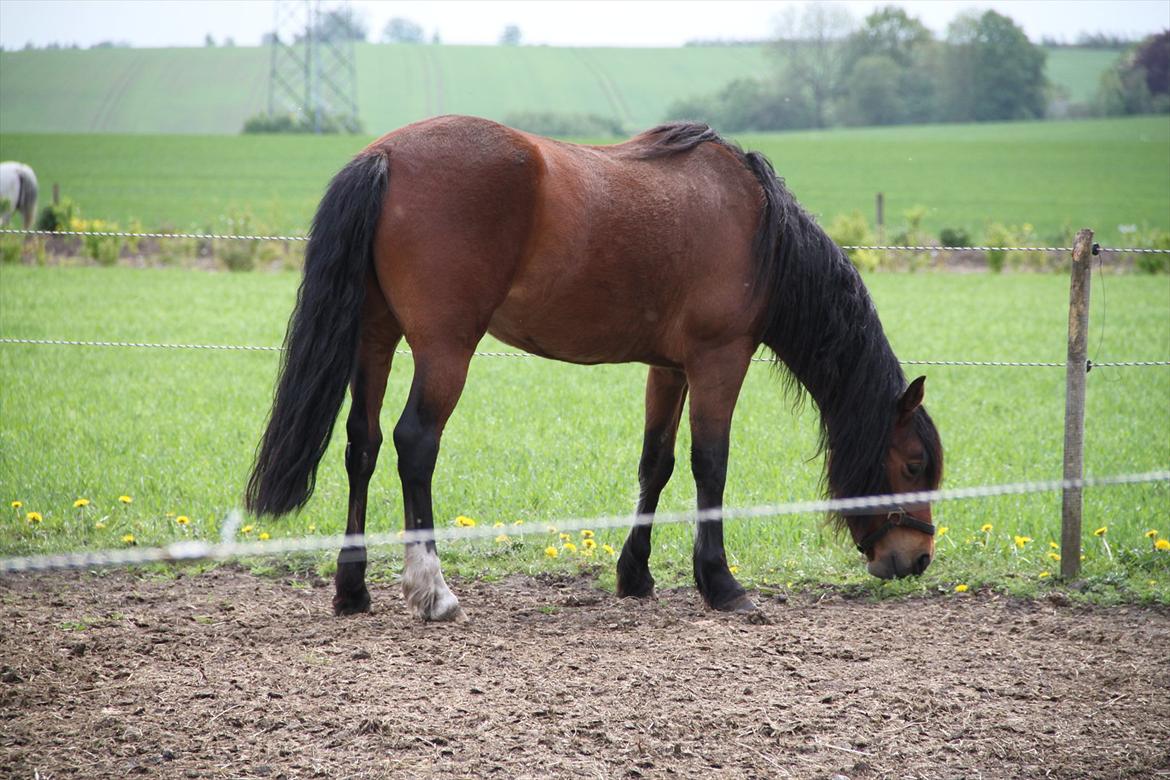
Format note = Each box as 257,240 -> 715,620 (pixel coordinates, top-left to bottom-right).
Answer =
365,116 -> 763,366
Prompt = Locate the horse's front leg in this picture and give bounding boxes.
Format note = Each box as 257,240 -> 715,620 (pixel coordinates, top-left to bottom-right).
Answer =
617,367 -> 688,599
686,346 -> 756,612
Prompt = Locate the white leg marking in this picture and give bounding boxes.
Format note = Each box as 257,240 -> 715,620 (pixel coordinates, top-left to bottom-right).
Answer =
402,544 -> 465,622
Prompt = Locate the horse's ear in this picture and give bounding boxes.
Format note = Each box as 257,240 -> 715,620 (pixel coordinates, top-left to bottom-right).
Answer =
898,376 -> 926,420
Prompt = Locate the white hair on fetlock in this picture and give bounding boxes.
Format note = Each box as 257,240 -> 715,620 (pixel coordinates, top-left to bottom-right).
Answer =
402,544 -> 464,622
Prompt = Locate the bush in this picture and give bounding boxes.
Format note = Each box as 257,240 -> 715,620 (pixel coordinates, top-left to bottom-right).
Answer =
984,222 -> 1037,272
939,227 -> 971,247
502,112 -> 625,137
217,212 -> 260,272
242,112 -> 363,134
825,211 -> 880,272
35,198 -> 79,232
69,216 -> 121,266
1133,226 -> 1170,273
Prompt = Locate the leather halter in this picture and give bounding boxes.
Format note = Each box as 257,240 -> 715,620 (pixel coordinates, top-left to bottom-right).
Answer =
855,507 -> 935,555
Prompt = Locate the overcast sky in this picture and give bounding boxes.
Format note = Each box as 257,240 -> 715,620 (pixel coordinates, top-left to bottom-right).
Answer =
1,1 -> 1167,50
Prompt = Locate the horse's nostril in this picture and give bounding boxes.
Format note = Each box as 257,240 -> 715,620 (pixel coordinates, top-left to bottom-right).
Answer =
913,553 -> 932,575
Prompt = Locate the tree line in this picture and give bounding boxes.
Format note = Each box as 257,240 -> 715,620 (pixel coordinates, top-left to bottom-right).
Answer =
666,6 -> 1169,132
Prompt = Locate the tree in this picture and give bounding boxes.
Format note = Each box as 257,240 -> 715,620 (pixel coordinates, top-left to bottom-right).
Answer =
383,17 -> 424,44
770,3 -> 855,128
840,7 -> 938,126
942,11 -> 1046,121
499,25 -> 522,46
1094,30 -> 1170,115
314,7 -> 368,42
204,33 -> 216,47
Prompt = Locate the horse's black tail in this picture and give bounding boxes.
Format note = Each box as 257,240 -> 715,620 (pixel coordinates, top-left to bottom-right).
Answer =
15,166 -> 37,228
245,152 -> 389,516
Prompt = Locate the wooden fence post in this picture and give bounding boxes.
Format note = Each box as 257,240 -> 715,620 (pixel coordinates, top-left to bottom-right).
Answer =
1061,228 -> 1094,580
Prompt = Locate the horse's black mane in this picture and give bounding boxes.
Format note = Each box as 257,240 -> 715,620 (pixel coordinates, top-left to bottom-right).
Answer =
636,122 -> 942,516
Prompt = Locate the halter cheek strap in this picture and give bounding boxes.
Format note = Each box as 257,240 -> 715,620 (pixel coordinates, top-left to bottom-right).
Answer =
856,508 -> 935,555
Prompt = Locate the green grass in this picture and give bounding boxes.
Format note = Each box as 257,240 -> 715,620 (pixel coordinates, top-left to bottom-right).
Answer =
1,266 -> 1167,604
0,43 -> 1114,135
1,116 -> 1167,245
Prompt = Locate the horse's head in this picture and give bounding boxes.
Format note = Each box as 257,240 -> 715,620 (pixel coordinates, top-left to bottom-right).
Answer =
845,376 -> 943,579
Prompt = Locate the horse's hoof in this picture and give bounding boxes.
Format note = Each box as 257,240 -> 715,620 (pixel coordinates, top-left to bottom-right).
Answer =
332,588 -> 371,616
710,591 -> 757,613
615,572 -> 656,599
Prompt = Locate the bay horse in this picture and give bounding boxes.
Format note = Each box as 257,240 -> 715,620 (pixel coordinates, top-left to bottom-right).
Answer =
0,162 -> 38,228
246,115 -> 943,621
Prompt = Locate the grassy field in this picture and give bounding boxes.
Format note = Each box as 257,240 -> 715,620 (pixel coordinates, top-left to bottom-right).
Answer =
0,44 -> 1117,135
1,266 -> 1167,603
1,116 -> 1167,246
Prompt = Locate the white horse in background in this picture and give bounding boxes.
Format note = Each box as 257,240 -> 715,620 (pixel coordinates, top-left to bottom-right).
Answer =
0,162 -> 38,228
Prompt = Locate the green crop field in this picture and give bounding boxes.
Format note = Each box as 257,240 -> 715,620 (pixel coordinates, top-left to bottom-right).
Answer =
1,116 -> 1166,245
0,43 -> 1118,135
1,267 -> 1167,603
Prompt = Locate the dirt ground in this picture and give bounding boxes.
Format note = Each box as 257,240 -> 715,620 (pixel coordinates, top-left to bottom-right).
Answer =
1,567 -> 1167,780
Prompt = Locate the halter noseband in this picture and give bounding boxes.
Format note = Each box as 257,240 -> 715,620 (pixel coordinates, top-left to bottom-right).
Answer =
855,507 -> 935,555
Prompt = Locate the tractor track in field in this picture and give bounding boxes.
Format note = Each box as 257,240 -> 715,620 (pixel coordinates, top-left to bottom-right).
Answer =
2,567 -> 1168,779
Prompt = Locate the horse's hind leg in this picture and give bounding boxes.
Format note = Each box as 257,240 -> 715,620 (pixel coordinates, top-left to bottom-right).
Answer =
394,343 -> 476,622
617,367 -> 688,599
334,274 -> 401,615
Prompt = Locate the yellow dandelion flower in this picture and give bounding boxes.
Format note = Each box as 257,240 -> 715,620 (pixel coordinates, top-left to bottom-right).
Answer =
1144,529 -> 1158,539
729,565 -> 740,574
581,530 -> 594,539
1038,571 -> 1050,579
26,511 -> 42,524
980,523 -> 993,533
544,545 -> 558,558
562,542 -> 578,554
1155,539 -> 1170,552
241,525 -> 254,534
73,498 -> 90,508
118,495 -> 133,504
121,533 -> 136,545
11,500 -> 23,509
493,521 -> 505,528
602,543 -> 615,556
258,531 -> 271,541
559,532 -> 572,542
308,524 -> 317,533
937,526 -> 948,537
94,521 -> 107,530
513,520 -> 524,526
175,515 -> 190,526
495,534 -> 509,543
954,584 -> 969,593
1013,535 -> 1033,549
1047,551 -> 1061,562
455,515 -> 477,528
1049,541 -> 1060,549
1093,526 -> 1107,537
582,538 -> 597,550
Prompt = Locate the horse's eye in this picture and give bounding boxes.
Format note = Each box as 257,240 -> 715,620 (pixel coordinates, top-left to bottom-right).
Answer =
904,462 -> 925,479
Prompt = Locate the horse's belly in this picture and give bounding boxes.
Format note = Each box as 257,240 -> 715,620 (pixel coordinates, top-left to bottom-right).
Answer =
486,288 -> 678,367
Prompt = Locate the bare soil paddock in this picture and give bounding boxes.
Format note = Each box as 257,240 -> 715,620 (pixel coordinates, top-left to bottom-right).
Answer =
2,567 -> 1168,779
